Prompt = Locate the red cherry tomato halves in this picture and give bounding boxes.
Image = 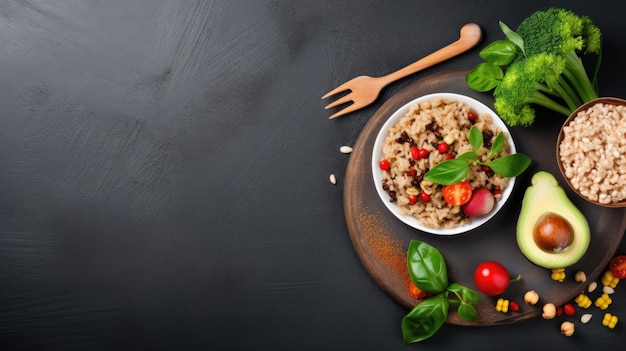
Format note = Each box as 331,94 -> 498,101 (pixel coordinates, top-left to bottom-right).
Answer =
609,255 -> 626,279
408,282 -> 427,299
474,261 -> 512,296
442,182 -> 473,206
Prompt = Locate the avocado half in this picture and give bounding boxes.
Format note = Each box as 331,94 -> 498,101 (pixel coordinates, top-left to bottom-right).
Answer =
516,171 -> 590,269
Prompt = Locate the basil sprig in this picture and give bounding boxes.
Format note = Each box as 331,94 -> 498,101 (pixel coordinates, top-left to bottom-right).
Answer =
424,125 -> 531,185
402,240 -> 480,344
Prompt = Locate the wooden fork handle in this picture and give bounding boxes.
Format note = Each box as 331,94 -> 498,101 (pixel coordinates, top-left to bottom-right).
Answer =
381,23 -> 482,84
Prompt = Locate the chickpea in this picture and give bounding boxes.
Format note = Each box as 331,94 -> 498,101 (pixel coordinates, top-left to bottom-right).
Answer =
524,290 -> 539,305
542,303 -> 557,319
561,321 -> 575,336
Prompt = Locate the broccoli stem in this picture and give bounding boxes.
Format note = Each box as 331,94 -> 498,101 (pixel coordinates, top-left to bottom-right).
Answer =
535,80 -> 579,113
563,51 -> 599,102
555,76 -> 583,110
528,90 -> 572,116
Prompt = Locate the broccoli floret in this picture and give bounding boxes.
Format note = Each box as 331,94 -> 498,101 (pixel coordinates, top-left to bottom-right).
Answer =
466,8 -> 602,127
494,54 -> 572,126
515,8 -> 601,102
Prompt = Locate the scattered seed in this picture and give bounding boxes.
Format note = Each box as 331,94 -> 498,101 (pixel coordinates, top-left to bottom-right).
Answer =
329,173 -> 337,184
588,281 -> 598,293
340,146 -> 353,154
581,313 -> 592,324
603,286 -> 615,294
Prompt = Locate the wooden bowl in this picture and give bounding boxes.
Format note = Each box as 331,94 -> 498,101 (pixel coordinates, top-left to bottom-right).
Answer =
556,97 -> 626,208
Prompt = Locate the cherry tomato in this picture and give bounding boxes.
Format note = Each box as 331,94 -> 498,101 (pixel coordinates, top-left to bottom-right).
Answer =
408,195 -> 418,204
411,146 -> 419,160
474,261 -> 511,296
437,142 -> 449,153
412,147 -> 429,160
379,159 -> 390,171
442,182 -> 473,206
419,191 -> 431,202
609,255 -> 626,279
408,282 -> 427,299
468,111 -> 478,121
563,303 -> 575,316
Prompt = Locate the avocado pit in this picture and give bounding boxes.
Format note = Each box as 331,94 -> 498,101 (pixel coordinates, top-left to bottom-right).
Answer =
533,212 -> 574,253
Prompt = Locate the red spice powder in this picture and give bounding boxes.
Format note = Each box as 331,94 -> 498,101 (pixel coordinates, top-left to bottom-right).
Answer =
358,211 -> 412,294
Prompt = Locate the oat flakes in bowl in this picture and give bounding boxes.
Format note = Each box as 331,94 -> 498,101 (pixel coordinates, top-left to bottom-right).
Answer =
557,97 -> 626,207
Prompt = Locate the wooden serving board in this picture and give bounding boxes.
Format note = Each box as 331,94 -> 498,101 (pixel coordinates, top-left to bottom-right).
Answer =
343,69 -> 626,326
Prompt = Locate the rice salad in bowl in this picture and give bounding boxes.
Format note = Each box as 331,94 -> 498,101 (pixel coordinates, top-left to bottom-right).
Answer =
372,93 -> 518,235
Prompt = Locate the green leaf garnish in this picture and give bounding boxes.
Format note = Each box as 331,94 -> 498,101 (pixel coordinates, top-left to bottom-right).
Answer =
479,40 -> 518,66
402,294 -> 449,344
403,241 -> 480,344
489,132 -> 505,158
423,126 -> 531,185
499,21 -> 525,56
423,159 -> 470,185
406,240 -> 448,293
484,153 -> 532,177
466,62 -> 503,92
468,125 -> 483,151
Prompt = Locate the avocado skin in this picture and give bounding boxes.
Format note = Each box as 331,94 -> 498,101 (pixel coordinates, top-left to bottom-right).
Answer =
516,171 -> 590,269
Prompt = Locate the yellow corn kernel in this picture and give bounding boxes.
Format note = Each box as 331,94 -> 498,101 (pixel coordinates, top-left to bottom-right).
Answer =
602,313 -> 618,329
496,298 -> 509,313
575,293 -> 592,309
601,271 -> 619,288
595,293 -> 613,310
407,187 -> 419,196
551,268 -> 566,282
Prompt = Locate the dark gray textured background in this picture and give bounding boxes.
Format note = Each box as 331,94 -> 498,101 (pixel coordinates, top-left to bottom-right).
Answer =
1,1 -> 624,350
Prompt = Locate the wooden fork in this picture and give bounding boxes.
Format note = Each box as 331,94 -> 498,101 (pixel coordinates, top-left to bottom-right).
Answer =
322,23 -> 482,119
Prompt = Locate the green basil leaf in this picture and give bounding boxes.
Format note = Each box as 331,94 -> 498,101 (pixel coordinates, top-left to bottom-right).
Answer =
469,125 -> 483,151
457,302 -> 477,322
490,132 -> 505,156
499,21 -> 525,56
461,286 -> 481,305
457,151 -> 478,161
423,159 -> 469,185
447,283 -> 480,304
479,40 -> 517,66
402,294 -> 449,344
406,240 -> 448,293
466,63 -> 503,92
446,283 -> 465,294
485,153 -> 532,177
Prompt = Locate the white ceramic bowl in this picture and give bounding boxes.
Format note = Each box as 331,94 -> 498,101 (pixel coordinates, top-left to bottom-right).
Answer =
371,93 -> 517,235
